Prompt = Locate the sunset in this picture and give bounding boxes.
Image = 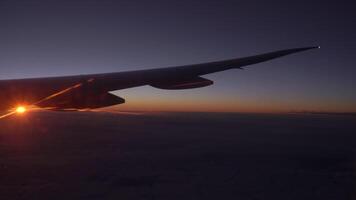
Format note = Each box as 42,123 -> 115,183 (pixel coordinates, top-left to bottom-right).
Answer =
0,0 -> 355,199
1,1 -> 355,114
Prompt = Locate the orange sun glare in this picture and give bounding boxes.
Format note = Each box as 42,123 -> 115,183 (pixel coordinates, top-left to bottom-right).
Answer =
16,106 -> 27,114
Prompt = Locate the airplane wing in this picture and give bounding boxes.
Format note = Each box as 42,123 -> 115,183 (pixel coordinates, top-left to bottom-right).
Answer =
0,46 -> 318,112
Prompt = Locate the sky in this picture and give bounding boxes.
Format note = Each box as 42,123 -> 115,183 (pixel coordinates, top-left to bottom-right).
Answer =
0,0 -> 355,113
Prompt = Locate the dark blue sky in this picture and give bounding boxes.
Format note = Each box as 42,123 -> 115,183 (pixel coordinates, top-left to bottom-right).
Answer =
0,0 -> 355,112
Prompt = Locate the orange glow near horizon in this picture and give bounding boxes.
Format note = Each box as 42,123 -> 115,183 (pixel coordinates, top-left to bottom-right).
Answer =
105,94 -> 356,114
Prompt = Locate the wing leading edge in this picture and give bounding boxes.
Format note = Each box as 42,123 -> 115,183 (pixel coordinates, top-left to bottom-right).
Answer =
0,46 -> 319,112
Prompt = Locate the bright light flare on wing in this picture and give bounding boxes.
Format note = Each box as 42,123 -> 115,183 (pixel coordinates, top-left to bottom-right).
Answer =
0,111 -> 16,119
0,78 -> 96,120
0,106 -> 28,119
16,106 -> 27,114
0,105 -> 49,120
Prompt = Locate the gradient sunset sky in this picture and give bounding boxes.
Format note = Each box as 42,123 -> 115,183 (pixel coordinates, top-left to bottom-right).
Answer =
0,0 -> 355,113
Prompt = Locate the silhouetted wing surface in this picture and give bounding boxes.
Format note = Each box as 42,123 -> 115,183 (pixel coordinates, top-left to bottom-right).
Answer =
0,47 -> 318,111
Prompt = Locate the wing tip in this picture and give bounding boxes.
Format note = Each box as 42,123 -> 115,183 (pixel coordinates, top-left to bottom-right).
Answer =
297,46 -> 320,51
282,46 -> 320,55
311,46 -> 321,49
